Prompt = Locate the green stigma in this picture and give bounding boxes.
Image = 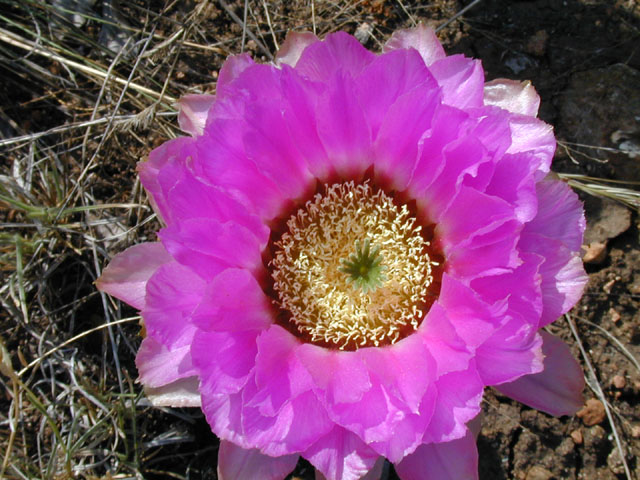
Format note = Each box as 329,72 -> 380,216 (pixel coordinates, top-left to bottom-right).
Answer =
338,239 -> 387,293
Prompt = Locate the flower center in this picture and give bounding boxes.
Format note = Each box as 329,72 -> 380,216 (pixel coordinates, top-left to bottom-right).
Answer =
269,182 -> 442,350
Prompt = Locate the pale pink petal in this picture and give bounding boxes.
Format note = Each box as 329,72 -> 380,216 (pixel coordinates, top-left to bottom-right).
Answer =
315,457 -> 385,480
496,331 -> 584,416
276,31 -> 319,67
395,429 -> 478,480
304,426 -> 379,480
429,55 -> 485,110
483,79 -> 540,116
136,336 -> 197,388
96,242 -> 172,310
505,115 -> 555,179
217,53 -> 255,91
144,376 -> 201,407
177,94 -> 215,136
217,440 -> 298,480
383,23 -> 446,66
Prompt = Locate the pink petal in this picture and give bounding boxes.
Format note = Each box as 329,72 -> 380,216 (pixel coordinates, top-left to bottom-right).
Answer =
192,269 -> 273,332
295,31 -> 375,82
177,94 -> 215,136
383,23 -> 446,66
429,55 -> 485,110
217,53 -> 255,92
136,336 -> 197,388
423,367 -> 483,443
395,429 -> 478,480
315,457 -> 385,480
519,233 -> 587,327
142,261 -> 206,348
475,321 -> 544,385
496,331 -> 584,416
355,48 -> 436,138
144,376 -> 201,407
276,31 -> 319,67
525,177 -> 586,252
217,440 -> 298,480
316,71 -> 373,178
159,218 -> 264,281
505,115 -> 555,179
303,426 -> 379,480
483,79 -> 540,116
373,83 -> 440,191
96,242 -> 172,310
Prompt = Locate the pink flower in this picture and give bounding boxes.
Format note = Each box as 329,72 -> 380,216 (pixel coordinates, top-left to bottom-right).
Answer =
97,25 -> 587,480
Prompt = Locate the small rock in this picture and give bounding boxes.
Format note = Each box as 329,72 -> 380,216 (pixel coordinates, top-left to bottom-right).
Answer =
607,449 -> 625,475
612,375 -> 626,389
577,398 -> 606,426
526,30 -> 549,56
603,278 -> 616,294
629,283 -> 640,295
608,308 -> 621,323
582,242 -> 607,264
570,429 -> 584,445
354,22 -> 374,44
584,198 -> 632,244
631,425 -> 640,438
525,466 -> 553,480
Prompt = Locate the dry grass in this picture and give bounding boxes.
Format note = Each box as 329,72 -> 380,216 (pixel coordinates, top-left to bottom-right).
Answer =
1,1 -> 639,479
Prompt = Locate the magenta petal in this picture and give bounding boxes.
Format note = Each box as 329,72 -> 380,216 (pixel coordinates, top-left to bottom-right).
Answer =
159,218 -> 264,281
136,336 -> 197,388
483,79 -> 540,116
395,430 -> 478,480
192,269 -> 273,332
496,331 -> 584,416
96,242 -> 172,310
304,426 -> 379,480
429,55 -> 484,110
144,376 -> 201,407
316,71 -> 373,178
177,94 -> 215,136
217,440 -> 298,480
295,31 -> 375,82
276,31 -> 319,67
383,24 -> 446,66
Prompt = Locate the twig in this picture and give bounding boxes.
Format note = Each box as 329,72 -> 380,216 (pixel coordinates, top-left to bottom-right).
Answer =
217,0 -> 273,59
436,0 -> 483,32
565,314 -> 633,480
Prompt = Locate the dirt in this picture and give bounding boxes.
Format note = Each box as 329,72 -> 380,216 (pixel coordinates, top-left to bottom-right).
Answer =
2,0 -> 639,479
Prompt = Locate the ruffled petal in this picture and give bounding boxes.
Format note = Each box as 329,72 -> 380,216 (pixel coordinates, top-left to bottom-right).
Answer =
136,336 -> 197,388
496,331 -> 584,416
519,233 -> 587,327
525,177 -> 586,252
96,242 -> 172,310
429,55 -> 484,110
177,94 -> 215,136
483,79 -> 540,116
144,376 -> 201,407
395,429 -> 478,480
505,115 -> 555,179
276,31 -> 319,67
383,23 -> 446,66
142,261 -> 206,348
295,31 -> 375,82
217,53 -> 255,92
217,440 -> 298,480
423,367 -> 483,443
303,426 -> 380,480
